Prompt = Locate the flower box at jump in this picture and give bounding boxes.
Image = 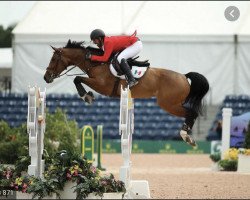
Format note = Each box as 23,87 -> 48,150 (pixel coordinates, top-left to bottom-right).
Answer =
7,86 -> 150,199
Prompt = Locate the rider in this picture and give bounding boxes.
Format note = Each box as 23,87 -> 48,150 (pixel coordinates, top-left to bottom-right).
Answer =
85,29 -> 143,88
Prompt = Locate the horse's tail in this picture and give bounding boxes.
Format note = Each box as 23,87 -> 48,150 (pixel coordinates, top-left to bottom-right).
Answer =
184,72 -> 209,116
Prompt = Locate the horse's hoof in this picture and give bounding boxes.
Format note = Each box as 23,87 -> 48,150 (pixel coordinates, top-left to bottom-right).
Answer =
87,91 -> 95,99
180,130 -> 197,147
81,92 -> 95,104
85,95 -> 93,104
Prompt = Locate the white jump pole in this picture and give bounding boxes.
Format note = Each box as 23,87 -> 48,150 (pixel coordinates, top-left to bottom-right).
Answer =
27,86 -> 46,178
119,86 -> 150,199
221,108 -> 232,159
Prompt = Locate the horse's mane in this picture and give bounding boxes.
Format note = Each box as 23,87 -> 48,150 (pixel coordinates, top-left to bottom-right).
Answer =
86,46 -> 104,56
64,39 -> 104,56
64,40 -> 85,49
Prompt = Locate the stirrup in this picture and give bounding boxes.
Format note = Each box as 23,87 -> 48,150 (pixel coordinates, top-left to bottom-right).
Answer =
128,80 -> 138,88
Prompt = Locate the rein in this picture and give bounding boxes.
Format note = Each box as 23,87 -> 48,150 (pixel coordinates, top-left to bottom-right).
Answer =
55,65 -> 86,78
53,51 -> 91,79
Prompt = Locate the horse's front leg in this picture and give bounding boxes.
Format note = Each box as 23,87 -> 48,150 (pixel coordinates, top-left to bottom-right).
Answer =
74,76 -> 95,104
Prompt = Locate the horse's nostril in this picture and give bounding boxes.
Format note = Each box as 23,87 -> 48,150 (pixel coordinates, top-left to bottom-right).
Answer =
44,75 -> 50,83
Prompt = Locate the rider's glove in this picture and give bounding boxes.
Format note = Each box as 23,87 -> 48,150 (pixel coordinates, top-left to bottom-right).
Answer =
85,51 -> 91,60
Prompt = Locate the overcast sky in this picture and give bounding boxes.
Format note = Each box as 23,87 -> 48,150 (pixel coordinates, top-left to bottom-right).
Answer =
0,1 -> 36,28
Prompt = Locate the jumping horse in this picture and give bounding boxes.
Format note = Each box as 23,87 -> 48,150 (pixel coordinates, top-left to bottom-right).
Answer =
44,40 -> 209,146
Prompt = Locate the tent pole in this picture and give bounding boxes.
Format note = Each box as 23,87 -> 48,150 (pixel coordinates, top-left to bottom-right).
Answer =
233,34 -> 238,95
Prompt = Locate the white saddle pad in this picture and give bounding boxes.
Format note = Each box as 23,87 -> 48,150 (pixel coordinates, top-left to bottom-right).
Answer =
109,64 -> 148,79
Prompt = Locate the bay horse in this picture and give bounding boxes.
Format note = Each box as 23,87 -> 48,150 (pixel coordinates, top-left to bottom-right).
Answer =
44,40 -> 209,147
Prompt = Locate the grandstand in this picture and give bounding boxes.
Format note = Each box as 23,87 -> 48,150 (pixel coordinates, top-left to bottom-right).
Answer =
1,92 -> 249,141
0,92 -> 184,140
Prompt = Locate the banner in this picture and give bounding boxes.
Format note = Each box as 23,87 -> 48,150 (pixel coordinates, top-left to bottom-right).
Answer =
230,112 -> 250,148
101,140 -> 211,154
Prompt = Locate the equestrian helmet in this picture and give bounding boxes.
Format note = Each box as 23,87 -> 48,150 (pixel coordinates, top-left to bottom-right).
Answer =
90,29 -> 105,40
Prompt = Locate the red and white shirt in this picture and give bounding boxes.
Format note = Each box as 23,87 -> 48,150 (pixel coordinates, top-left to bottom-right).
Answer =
91,31 -> 138,62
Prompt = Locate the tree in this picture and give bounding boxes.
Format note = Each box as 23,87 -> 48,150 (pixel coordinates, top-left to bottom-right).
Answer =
0,23 -> 16,47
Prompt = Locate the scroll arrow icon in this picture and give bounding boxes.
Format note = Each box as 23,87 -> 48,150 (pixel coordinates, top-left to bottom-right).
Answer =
225,6 -> 240,21
230,10 -> 235,18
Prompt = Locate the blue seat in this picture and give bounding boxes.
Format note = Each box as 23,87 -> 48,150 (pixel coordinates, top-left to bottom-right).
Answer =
224,95 -> 238,103
238,95 -> 250,102
108,101 -> 119,107
223,102 -> 233,108
140,130 -> 153,140
234,102 -> 246,108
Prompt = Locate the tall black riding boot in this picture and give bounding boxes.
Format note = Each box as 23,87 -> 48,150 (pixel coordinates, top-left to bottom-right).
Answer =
120,58 -> 138,88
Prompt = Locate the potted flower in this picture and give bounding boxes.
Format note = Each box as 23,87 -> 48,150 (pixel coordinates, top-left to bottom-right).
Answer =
44,150 -> 126,199
1,151 -> 126,199
10,175 -> 57,199
218,148 -> 238,171
0,165 -> 14,190
44,150 -> 99,199
97,174 -> 125,199
54,162 -> 84,199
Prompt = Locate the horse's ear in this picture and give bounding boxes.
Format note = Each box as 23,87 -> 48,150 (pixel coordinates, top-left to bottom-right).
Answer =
50,45 -> 58,52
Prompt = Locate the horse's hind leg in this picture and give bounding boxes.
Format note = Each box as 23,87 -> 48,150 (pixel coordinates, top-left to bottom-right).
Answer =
157,102 -> 197,147
163,104 -> 198,133
180,106 -> 198,147
173,106 -> 198,147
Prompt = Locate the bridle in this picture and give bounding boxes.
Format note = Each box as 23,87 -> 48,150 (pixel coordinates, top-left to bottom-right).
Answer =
47,48 -> 92,80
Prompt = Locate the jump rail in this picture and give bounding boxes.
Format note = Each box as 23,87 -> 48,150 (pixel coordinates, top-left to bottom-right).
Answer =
27,86 -> 46,178
119,86 -> 150,199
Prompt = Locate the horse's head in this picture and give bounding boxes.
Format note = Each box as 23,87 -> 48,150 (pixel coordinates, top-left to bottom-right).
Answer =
44,40 -> 91,83
44,40 -> 98,83
44,46 -> 73,83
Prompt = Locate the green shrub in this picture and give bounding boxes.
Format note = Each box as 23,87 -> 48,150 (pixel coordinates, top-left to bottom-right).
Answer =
0,108 -> 80,164
0,122 -> 28,164
218,159 -> 238,171
44,108 -> 79,155
209,152 -> 221,163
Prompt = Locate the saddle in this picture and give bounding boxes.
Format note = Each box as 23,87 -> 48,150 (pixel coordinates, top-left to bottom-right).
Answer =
128,57 -> 150,67
111,53 -> 150,76
86,46 -> 150,79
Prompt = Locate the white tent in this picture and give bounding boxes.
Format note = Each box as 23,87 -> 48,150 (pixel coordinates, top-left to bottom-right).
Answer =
0,48 -> 12,69
0,48 -> 12,77
12,1 -> 250,104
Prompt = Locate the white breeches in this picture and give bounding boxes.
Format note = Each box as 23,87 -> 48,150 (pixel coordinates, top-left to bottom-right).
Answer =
117,40 -> 143,63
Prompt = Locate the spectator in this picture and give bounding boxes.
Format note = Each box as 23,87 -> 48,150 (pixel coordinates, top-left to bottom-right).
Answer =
215,120 -> 222,139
